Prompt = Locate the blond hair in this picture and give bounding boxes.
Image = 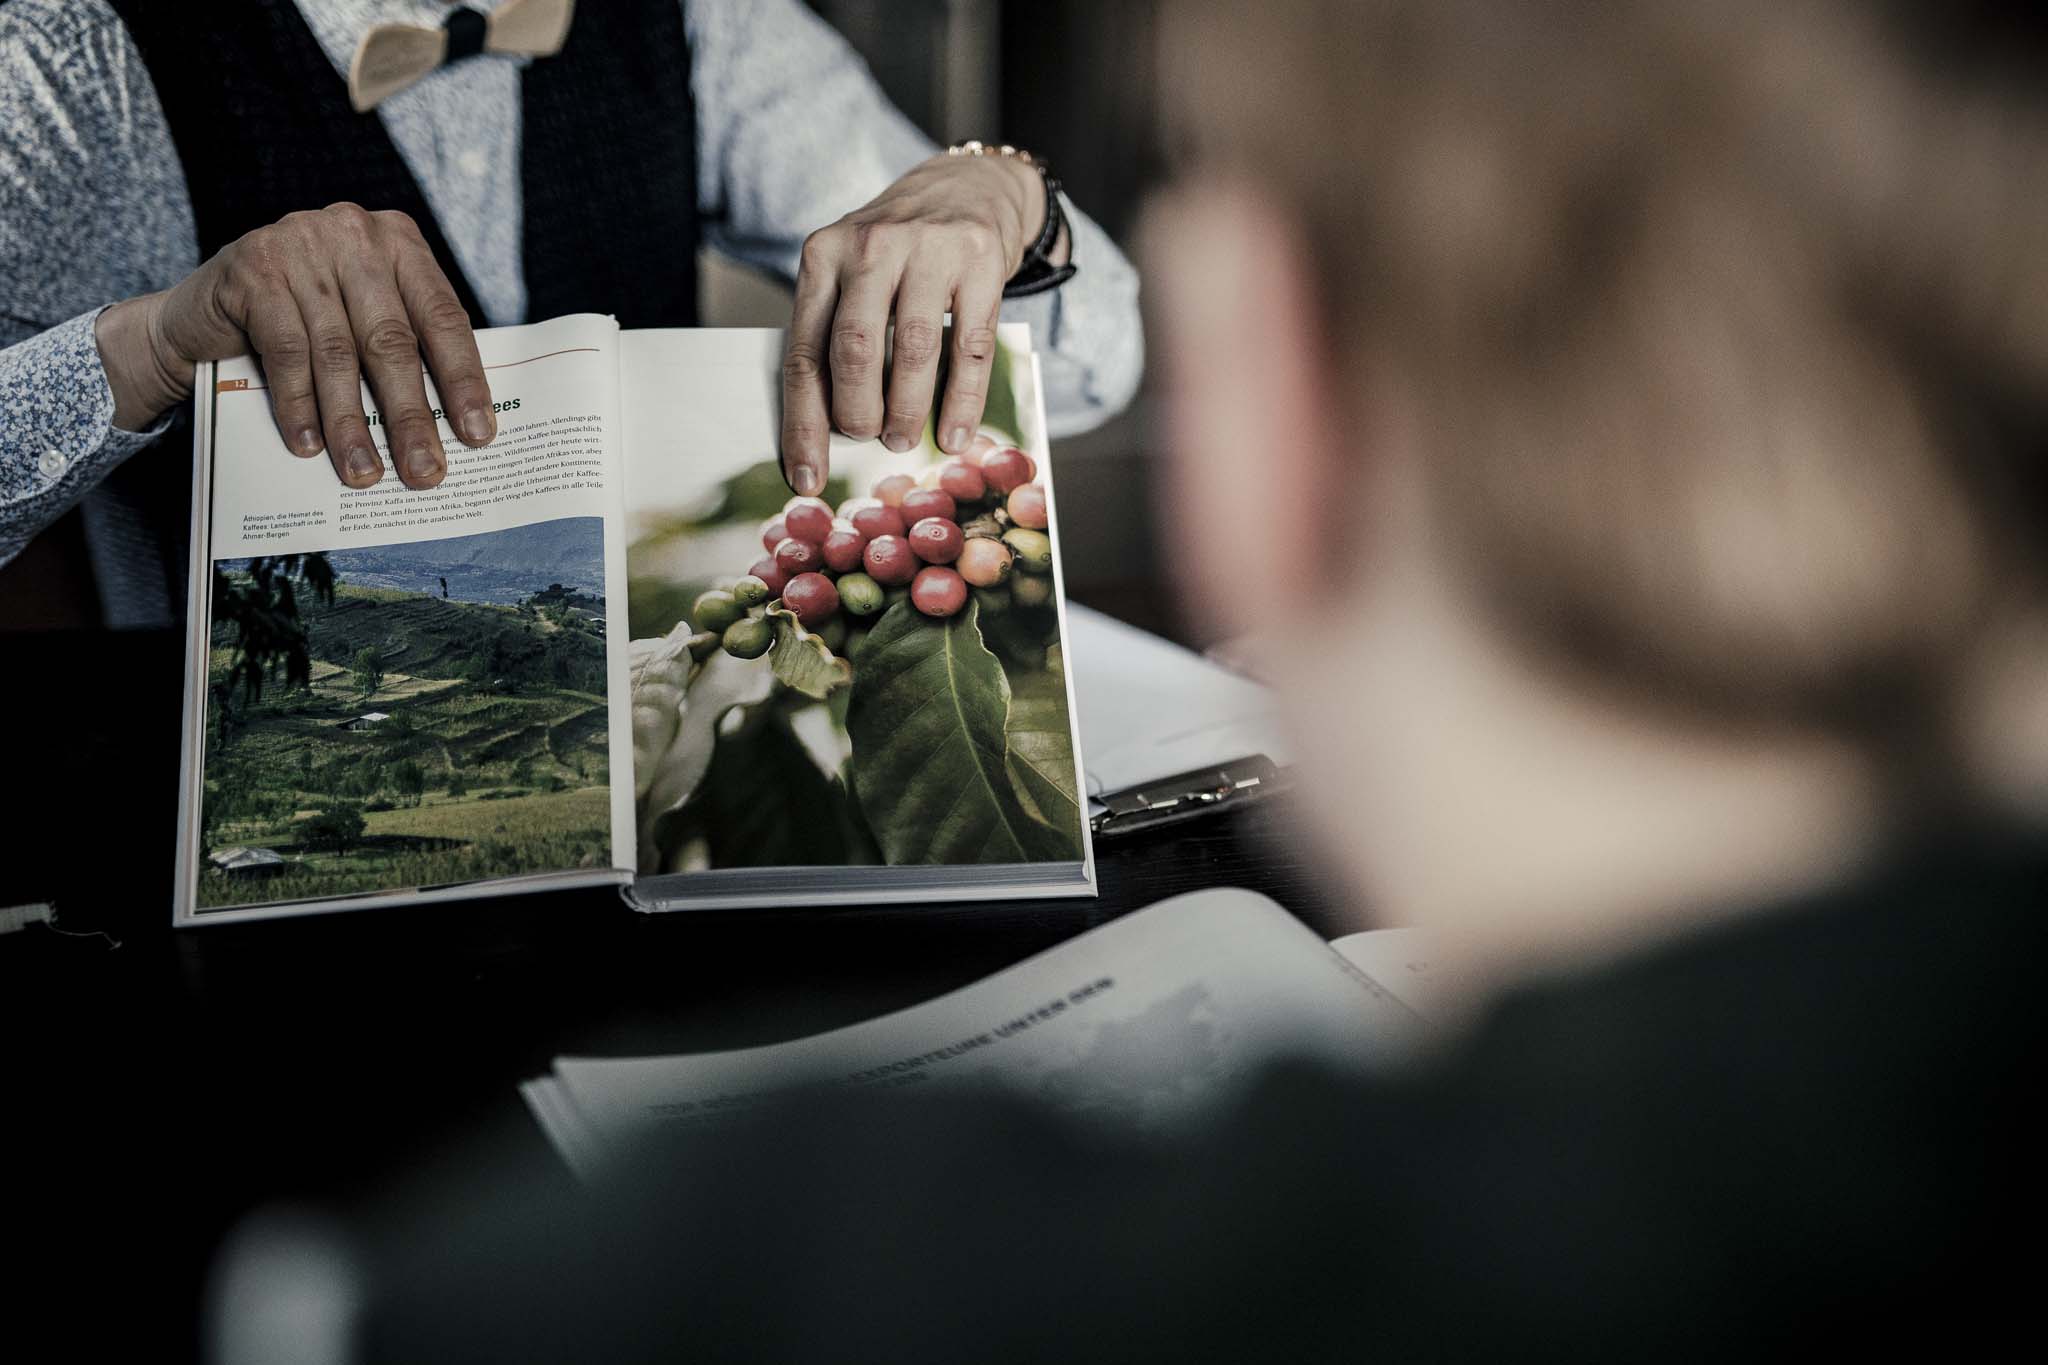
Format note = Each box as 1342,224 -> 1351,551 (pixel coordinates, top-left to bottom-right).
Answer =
1162,0 -> 2048,737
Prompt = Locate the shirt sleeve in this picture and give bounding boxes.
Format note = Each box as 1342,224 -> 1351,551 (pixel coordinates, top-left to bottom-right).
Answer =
685,0 -> 1142,437
0,310 -> 171,569
0,0 -> 196,569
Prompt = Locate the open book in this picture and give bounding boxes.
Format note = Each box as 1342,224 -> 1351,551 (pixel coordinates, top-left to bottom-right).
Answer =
523,887 -> 1452,1179
175,315 -> 1093,925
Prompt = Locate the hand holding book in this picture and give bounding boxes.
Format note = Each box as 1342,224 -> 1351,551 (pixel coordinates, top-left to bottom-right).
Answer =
95,204 -> 496,489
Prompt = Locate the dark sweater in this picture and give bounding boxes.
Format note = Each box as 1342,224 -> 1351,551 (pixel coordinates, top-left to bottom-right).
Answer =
361,832 -> 2046,1361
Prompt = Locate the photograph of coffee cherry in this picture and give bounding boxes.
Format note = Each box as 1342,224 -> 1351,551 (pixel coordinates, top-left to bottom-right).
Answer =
628,352 -> 1084,882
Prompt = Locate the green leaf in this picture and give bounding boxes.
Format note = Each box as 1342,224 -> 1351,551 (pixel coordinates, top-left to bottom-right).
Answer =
847,600 -> 1074,864
766,603 -> 853,700
671,710 -> 851,869
1004,644 -> 1082,850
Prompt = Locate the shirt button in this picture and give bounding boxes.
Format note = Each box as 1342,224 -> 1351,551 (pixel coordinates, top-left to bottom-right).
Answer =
38,448 -> 67,478
457,148 -> 488,178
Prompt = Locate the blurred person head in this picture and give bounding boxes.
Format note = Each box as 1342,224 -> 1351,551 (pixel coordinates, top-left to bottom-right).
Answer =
1146,0 -> 2048,977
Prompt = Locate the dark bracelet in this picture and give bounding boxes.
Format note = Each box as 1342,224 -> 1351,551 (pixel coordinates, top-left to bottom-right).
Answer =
947,141 -> 1079,299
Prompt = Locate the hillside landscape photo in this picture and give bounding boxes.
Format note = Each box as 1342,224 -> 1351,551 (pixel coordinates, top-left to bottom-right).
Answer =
197,518 -> 615,910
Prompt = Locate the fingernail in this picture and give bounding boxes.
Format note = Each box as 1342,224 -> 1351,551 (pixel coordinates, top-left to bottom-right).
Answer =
295,428 -> 322,457
944,426 -> 970,452
346,446 -> 381,482
407,444 -> 443,480
790,463 -> 823,497
461,406 -> 495,444
882,432 -> 912,453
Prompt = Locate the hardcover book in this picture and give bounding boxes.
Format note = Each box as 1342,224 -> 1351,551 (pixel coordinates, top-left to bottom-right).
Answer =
175,316 -> 1093,925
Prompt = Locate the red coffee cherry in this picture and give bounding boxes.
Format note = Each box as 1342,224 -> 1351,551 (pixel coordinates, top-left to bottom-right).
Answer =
956,536 -> 1014,587
910,566 -> 968,618
759,515 -> 788,554
980,447 -> 1035,495
821,525 -> 869,573
748,555 -> 788,598
849,502 -> 906,541
937,458 -> 986,503
908,516 -> 964,565
775,535 -> 824,578
862,535 -> 918,586
898,488 -> 957,527
871,473 -> 917,508
781,497 -> 833,546
966,433 -> 1002,466
1006,483 -> 1049,530
782,572 -> 840,627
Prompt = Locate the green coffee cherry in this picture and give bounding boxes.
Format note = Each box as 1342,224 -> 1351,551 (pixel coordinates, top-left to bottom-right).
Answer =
1001,528 -> 1053,575
836,571 -> 886,617
693,588 -> 742,635
1012,572 -> 1053,609
722,617 -> 773,659
730,574 -> 771,608
971,585 -> 1011,617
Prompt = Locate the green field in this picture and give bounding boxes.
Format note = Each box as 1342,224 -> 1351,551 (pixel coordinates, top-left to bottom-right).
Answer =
199,581 -> 614,910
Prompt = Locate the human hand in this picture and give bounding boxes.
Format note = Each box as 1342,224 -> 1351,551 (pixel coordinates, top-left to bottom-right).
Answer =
94,202 -> 495,490
779,153 -> 1068,495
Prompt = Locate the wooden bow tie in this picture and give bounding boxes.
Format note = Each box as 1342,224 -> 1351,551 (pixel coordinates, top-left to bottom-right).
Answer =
348,0 -> 576,113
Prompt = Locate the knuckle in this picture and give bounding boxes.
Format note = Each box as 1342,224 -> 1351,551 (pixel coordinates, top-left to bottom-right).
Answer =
798,228 -> 840,273
372,208 -> 421,240
781,344 -> 825,384
417,294 -> 474,338
830,323 -> 878,374
311,329 -> 358,368
954,325 -> 998,368
359,317 -> 419,365
884,404 -> 926,431
892,318 -> 941,368
956,222 -> 999,260
261,335 -> 310,371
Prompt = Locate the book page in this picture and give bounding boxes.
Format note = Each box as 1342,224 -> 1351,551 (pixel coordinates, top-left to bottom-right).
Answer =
613,326 -> 1093,908
527,887 -> 1421,1178
175,314 -> 635,923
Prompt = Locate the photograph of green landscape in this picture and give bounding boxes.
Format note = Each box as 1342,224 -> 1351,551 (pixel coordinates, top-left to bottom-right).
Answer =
196,517 -> 616,910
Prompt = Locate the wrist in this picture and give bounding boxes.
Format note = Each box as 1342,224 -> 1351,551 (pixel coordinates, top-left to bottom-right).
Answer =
994,156 -> 1046,271
95,293 -> 191,432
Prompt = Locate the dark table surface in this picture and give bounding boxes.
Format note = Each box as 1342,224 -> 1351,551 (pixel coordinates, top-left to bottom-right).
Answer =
1,623 -> 1343,1358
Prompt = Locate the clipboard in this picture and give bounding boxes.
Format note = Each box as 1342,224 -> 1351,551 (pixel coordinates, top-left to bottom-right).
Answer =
1089,754 -> 1291,841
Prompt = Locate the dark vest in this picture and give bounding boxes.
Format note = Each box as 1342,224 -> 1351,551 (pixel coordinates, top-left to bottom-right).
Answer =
104,0 -> 700,329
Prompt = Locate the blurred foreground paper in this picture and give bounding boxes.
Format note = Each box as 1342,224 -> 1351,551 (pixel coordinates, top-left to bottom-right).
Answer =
523,886 -> 1430,1179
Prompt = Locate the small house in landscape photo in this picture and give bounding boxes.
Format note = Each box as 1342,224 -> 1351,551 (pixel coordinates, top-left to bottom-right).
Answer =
337,712 -> 391,732
209,846 -> 288,878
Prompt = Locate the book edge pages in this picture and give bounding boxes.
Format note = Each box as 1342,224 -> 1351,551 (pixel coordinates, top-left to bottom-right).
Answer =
171,363 -> 219,926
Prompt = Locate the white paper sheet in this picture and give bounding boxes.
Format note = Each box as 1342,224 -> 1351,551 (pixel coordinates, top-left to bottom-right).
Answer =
1062,603 -> 1295,808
